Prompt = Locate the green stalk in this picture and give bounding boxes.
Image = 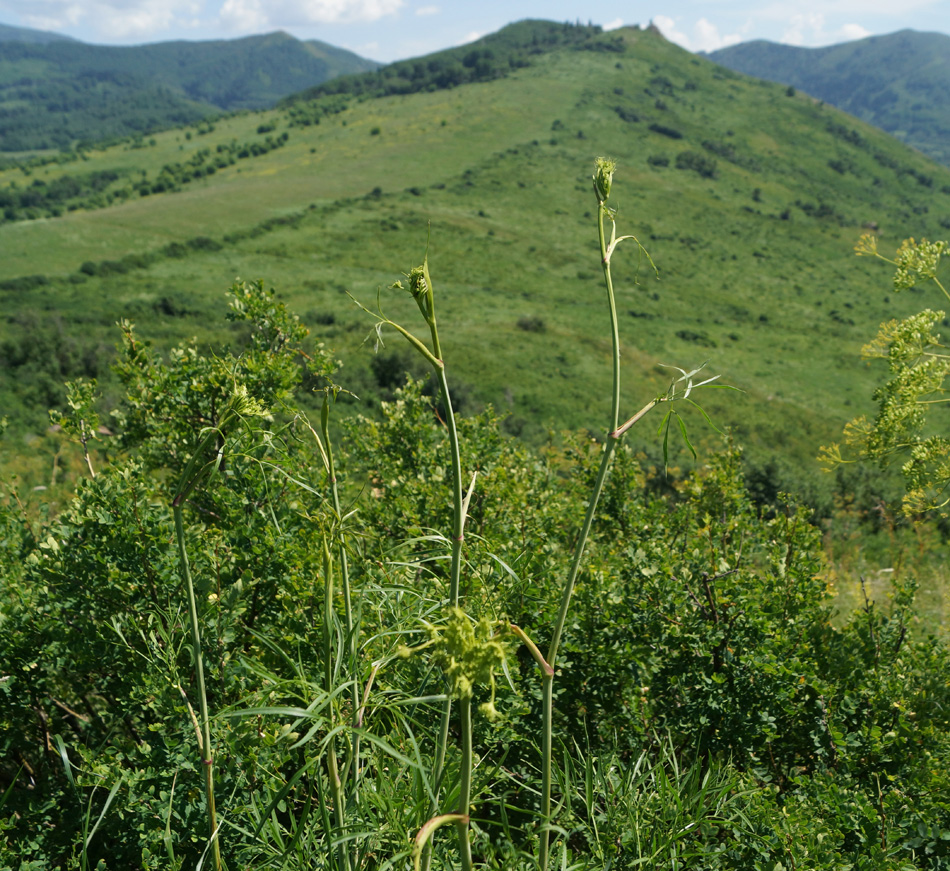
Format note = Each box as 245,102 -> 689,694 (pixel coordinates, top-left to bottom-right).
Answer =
423,360 -> 463,871
321,397 -> 360,812
455,696 -> 474,871
173,424 -> 230,871
437,367 -> 465,606
539,167 -> 624,870
397,259 -> 467,871
174,505 -> 221,871
419,258 -> 465,609
322,538 -> 352,871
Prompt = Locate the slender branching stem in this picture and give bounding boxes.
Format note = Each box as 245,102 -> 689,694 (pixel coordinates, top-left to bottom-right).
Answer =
438,365 -> 465,607
174,501 -> 221,871
383,258 -> 467,871
423,365 -> 463,871
539,179 -> 625,870
79,420 -> 96,479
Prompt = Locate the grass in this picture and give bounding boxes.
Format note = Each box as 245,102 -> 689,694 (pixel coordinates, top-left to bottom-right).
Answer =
3,26 -> 950,499
4,155 -> 950,870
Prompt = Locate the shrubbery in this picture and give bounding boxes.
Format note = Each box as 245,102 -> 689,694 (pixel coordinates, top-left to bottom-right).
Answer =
2,174 -> 949,871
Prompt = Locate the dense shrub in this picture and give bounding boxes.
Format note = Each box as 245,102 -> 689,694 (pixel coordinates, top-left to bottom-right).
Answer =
675,150 -> 718,178
1,277 -> 948,871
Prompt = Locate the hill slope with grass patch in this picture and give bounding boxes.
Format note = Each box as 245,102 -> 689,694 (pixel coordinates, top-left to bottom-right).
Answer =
2,21 -> 949,503
707,30 -> 950,167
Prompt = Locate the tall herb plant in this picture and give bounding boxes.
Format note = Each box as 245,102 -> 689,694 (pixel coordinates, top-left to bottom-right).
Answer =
823,235 -> 950,515
364,159 -> 722,871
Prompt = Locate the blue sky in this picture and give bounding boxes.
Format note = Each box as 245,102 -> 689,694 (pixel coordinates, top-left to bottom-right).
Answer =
1,0 -> 948,61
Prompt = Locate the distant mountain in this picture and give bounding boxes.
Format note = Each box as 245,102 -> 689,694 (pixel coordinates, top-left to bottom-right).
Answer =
706,30 -> 950,167
0,23 -> 77,44
0,28 -> 378,151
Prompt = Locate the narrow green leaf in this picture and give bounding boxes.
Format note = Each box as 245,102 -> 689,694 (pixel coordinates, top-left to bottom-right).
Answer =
677,413 -> 697,458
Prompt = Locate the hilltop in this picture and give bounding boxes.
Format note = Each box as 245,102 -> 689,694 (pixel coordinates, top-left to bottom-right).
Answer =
2,20 -> 949,500
0,27 -> 377,151
707,30 -> 950,167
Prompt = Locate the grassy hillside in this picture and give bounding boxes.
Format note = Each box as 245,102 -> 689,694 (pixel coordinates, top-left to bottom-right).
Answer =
2,22 -> 950,498
707,30 -> 950,167
0,30 -> 377,151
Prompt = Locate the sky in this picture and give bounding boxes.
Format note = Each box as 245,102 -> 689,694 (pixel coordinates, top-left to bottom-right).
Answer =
2,0 -> 948,62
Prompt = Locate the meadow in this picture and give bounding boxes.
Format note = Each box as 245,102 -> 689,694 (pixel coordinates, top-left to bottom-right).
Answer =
2,22 -> 950,869
4,24 -> 950,473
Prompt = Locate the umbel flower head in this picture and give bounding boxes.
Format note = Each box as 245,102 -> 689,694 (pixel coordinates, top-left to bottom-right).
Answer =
893,238 -> 946,291
594,156 -> 617,202
399,607 -> 508,719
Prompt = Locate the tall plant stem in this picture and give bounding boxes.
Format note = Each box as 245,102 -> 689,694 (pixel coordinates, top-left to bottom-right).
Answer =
173,504 -> 221,871
379,257 -> 470,871
421,266 -> 466,871
539,186 -> 623,870
322,539 -> 352,871
455,696 -> 474,871
173,423 -> 232,871
437,365 -> 465,607
421,366 -> 462,871
321,399 -> 360,811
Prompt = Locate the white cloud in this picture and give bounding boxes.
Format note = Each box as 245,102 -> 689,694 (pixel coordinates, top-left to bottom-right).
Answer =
652,14 -> 690,48
653,15 -> 743,52
14,0 -> 197,38
9,0 -> 406,39
603,18 -> 623,31
219,0 -> 267,32
777,11 -> 868,45
694,17 -> 743,51
781,11 -> 825,45
220,0 -> 404,29
839,22 -> 872,40
415,4 -> 438,15
458,29 -> 481,45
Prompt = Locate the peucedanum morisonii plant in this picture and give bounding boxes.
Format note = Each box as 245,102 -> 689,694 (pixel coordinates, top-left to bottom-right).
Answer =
823,234 -> 950,515
361,158 -> 724,871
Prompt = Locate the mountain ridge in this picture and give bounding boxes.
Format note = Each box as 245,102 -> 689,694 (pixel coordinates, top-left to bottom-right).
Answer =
0,26 -> 378,151
0,22 -> 78,43
706,30 -> 950,166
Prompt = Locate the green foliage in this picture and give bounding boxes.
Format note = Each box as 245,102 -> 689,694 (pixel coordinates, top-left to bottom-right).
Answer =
2,22 -> 950,502
1,277 -> 949,868
0,133 -> 291,224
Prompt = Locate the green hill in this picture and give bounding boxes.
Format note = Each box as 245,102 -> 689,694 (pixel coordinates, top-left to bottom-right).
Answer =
285,19 -> 609,102
2,20 -> 949,499
0,22 -> 77,44
707,30 -> 950,167
0,29 -> 377,151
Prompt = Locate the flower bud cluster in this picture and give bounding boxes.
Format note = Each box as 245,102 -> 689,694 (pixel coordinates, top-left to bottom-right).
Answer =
894,238 -> 947,291
593,157 -> 617,202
